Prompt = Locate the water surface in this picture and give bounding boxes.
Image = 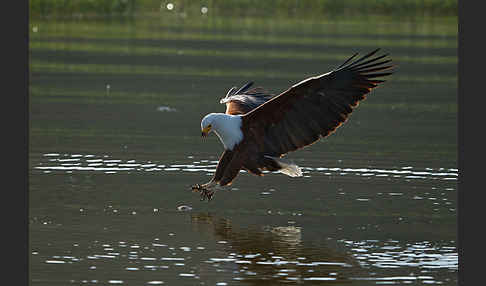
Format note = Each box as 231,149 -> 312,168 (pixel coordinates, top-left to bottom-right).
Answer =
29,10 -> 457,286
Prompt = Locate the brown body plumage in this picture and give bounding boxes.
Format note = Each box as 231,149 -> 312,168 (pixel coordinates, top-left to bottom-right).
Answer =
193,48 -> 393,201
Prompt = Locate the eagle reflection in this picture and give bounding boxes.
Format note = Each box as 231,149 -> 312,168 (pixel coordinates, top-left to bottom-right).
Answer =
190,213 -> 358,284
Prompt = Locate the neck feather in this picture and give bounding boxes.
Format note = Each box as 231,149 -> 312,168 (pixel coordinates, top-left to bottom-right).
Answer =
211,114 -> 243,150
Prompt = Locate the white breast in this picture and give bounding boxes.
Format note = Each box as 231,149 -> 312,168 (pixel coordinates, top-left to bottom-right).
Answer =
212,114 -> 244,150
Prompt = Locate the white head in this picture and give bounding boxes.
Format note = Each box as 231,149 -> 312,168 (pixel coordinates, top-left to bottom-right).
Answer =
200,113 -> 218,137
200,113 -> 243,150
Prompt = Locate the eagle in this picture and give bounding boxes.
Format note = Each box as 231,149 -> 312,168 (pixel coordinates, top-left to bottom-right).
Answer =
192,48 -> 393,201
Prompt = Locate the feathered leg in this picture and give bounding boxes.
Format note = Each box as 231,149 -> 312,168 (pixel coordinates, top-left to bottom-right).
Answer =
191,150 -> 236,201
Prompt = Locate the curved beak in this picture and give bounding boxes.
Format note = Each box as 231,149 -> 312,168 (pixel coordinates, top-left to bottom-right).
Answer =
201,126 -> 211,137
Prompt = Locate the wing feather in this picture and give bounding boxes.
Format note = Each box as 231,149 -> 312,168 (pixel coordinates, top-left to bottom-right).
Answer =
242,49 -> 393,157
220,83 -> 275,115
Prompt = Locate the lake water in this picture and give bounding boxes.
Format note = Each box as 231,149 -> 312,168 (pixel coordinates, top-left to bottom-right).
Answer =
29,10 -> 457,285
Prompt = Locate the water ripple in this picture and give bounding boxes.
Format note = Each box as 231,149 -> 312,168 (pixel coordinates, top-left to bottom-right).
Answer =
34,153 -> 458,182
340,239 -> 458,271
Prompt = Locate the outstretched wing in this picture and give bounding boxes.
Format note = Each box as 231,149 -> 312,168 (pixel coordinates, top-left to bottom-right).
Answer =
220,82 -> 275,115
242,48 -> 393,157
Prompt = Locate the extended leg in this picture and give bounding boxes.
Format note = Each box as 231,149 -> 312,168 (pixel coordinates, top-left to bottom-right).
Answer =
191,150 -> 238,201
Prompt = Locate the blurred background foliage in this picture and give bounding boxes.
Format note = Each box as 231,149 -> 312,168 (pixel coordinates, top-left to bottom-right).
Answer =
29,0 -> 457,19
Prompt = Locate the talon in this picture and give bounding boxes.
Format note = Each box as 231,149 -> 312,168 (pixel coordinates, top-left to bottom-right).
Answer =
205,190 -> 214,201
191,184 -> 201,192
192,182 -> 216,201
199,189 -> 212,201
194,186 -> 213,201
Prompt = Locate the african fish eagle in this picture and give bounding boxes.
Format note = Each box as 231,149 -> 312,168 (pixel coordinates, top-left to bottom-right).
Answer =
192,48 -> 393,201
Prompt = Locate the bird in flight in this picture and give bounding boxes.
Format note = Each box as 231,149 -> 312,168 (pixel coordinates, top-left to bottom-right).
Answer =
192,48 -> 393,201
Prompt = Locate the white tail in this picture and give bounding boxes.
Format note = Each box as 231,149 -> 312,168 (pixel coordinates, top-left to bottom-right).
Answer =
265,156 -> 303,177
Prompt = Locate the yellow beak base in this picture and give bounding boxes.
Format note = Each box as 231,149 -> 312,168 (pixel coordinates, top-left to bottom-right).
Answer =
201,126 -> 211,137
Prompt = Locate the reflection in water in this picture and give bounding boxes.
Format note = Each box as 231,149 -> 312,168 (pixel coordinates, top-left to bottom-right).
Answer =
29,196 -> 457,285
34,152 -> 458,181
189,213 -> 457,284
30,151 -> 457,284
190,213 -> 357,283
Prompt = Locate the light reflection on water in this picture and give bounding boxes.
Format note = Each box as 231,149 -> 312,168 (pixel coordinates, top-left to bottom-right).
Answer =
30,156 -> 457,284
31,212 -> 457,285
342,239 -> 458,270
35,152 -> 458,182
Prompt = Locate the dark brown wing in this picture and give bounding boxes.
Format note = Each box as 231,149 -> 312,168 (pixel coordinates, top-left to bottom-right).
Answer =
220,82 -> 275,115
242,48 -> 393,157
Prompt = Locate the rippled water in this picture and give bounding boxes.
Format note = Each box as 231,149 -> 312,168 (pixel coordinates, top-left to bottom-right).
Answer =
35,152 -> 457,181
30,208 -> 457,285
29,151 -> 458,285
29,8 -> 457,286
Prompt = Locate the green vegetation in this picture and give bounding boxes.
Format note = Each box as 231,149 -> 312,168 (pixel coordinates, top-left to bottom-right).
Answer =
29,0 -> 137,17
29,25 -> 456,49
30,0 -> 457,19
